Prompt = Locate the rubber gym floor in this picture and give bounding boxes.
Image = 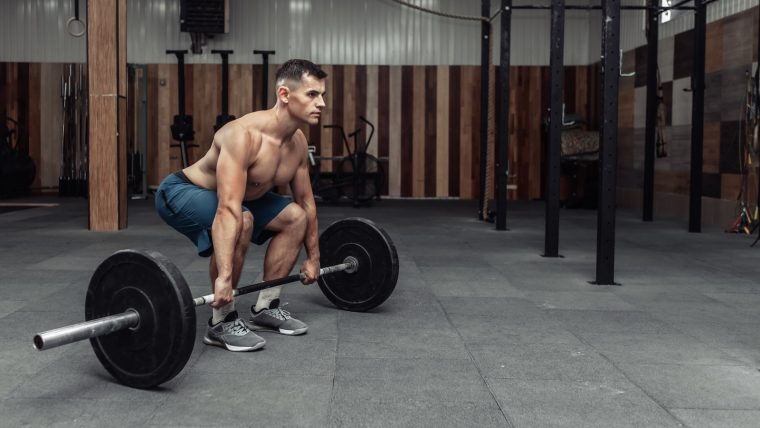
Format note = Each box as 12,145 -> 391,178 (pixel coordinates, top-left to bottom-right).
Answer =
1,197 -> 759,427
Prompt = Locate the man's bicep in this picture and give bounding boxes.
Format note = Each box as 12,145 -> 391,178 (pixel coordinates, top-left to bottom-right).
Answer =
216,143 -> 248,207
291,161 -> 313,203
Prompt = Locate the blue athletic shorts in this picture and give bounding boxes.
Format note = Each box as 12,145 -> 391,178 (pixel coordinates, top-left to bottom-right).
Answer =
155,171 -> 292,257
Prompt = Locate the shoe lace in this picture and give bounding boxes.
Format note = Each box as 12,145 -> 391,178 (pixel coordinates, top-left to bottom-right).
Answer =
264,302 -> 292,321
224,319 -> 251,336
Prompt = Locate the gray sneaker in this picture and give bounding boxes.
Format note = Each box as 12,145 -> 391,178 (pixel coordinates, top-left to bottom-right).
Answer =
203,311 -> 266,351
246,299 -> 308,336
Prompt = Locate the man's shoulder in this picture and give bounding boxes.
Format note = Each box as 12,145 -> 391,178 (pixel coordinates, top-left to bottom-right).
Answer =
217,120 -> 262,146
292,128 -> 308,144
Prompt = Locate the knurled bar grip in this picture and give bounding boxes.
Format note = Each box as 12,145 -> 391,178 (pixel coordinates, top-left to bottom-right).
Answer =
192,258 -> 357,306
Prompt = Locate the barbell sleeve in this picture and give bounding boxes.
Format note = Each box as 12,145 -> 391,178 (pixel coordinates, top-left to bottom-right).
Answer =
33,310 -> 140,351
192,258 -> 357,307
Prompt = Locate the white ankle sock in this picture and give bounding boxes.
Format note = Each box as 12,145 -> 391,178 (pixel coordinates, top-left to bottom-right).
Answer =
254,285 -> 282,312
212,301 -> 235,325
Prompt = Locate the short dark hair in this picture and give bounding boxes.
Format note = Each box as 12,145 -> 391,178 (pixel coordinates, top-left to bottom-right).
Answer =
275,59 -> 327,87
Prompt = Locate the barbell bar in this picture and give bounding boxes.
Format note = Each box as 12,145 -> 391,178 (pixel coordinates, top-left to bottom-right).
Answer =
191,257 -> 358,306
33,257 -> 359,351
31,217 -> 399,389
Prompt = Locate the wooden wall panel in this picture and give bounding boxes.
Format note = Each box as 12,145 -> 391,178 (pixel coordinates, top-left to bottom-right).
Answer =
507,68 -> 518,200
365,65 -> 378,158
448,66 -> 461,197
317,65 -> 333,172
424,65 -> 436,199
146,65 -> 159,186
529,67 -> 544,200
618,87 -> 634,129
470,66 -> 481,199
267,63 -> 277,110
39,63 -> 63,190
251,64 -> 263,111
655,171 -> 689,194
190,64 -> 219,162
229,64 -> 252,118
722,11 -> 754,70
17,63 -> 29,166
721,173 -> 742,200
355,65 -> 368,151
156,64 -> 174,182
705,20 -> 724,74
400,66 -> 414,197
388,66 -> 402,197
342,65 -> 356,157
6,64 -> 18,127
459,66 -> 474,199
413,66 -> 426,197
377,66 -> 390,195
435,66 -> 449,198
703,121 -> 721,174
11,60 -> 611,202
331,66 -> 345,171
26,63 -> 41,190
0,63 -> 6,121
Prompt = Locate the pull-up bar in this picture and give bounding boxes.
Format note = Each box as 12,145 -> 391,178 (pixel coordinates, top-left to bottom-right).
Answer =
509,0 -> 723,15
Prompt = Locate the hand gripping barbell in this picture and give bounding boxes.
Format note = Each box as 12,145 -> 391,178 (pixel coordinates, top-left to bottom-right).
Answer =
32,218 -> 399,389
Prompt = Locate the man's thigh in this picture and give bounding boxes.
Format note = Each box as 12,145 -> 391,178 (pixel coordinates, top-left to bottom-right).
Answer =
243,192 -> 293,245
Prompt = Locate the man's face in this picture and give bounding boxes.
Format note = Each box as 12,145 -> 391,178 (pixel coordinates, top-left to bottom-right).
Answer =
286,74 -> 326,125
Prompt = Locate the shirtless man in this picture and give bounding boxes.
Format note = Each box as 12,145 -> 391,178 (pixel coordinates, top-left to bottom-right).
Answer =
155,59 -> 326,351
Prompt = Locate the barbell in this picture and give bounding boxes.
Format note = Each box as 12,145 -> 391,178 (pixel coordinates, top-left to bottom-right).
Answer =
32,217 -> 399,389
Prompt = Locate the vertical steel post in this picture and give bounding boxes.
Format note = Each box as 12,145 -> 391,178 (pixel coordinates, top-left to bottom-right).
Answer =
478,0 -> 491,220
595,0 -> 621,285
544,0 -> 565,256
643,0 -> 659,222
688,0 -> 706,233
496,0 -> 512,231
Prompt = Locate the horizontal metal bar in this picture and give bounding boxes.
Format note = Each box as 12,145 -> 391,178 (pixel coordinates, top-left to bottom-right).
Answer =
509,4 -> 693,11
192,259 -> 357,306
313,156 -> 389,161
33,310 -> 140,351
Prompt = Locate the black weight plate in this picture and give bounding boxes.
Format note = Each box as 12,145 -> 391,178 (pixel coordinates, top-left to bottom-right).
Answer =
85,249 -> 196,389
318,218 -> 399,311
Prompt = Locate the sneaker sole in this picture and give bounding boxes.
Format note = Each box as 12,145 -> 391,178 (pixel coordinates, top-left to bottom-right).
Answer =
203,336 -> 266,352
245,321 -> 308,336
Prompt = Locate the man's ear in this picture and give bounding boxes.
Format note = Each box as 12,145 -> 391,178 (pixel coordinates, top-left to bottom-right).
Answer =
277,85 -> 290,104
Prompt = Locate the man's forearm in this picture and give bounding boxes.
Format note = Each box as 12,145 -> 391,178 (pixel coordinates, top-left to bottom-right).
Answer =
211,208 -> 241,280
302,203 -> 319,261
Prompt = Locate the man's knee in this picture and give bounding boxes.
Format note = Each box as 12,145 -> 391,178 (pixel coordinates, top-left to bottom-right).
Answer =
282,203 -> 307,232
241,211 -> 254,239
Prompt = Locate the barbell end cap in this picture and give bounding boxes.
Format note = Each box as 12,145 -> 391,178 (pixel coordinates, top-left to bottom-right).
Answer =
33,334 -> 44,351
343,256 -> 359,274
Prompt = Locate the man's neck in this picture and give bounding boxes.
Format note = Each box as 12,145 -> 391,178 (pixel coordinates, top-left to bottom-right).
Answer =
265,104 -> 300,142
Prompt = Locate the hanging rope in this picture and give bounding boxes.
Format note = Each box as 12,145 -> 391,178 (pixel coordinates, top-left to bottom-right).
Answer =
388,0 -> 499,23
390,0 -> 497,218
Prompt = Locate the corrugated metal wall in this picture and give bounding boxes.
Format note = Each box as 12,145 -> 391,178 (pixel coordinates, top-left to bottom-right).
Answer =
1,0 -> 755,65
615,0 -> 759,53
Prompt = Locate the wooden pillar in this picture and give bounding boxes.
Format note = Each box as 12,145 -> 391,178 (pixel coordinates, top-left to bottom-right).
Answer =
87,0 -> 127,230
